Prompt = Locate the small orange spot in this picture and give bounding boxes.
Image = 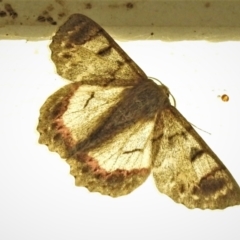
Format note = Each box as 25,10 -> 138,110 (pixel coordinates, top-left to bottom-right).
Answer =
221,94 -> 229,102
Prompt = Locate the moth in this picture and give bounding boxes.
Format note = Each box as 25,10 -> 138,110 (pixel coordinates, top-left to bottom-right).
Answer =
37,14 -> 240,209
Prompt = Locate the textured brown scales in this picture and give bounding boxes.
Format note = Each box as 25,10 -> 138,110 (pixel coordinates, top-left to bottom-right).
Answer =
37,14 -> 240,209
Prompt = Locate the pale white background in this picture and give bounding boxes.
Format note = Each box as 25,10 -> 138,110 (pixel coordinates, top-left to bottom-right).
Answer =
0,38 -> 240,240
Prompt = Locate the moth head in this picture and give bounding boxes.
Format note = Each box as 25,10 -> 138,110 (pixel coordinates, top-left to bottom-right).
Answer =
148,77 -> 176,107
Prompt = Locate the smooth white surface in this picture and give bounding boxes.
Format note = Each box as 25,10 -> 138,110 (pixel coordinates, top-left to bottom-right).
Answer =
0,39 -> 240,240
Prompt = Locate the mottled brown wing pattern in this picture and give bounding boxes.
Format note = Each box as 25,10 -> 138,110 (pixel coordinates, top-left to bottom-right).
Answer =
37,13 -> 240,209
152,106 -> 240,209
50,14 -> 147,86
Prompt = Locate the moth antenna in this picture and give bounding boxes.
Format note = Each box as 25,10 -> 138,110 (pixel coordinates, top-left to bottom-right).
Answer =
148,77 -> 210,135
191,123 -> 211,135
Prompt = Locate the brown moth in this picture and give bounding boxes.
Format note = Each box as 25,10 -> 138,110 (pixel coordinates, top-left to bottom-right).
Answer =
37,14 -> 240,209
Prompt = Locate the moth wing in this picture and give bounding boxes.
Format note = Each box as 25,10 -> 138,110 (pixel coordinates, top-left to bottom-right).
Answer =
67,117 -> 154,197
38,82 -> 126,158
50,14 -> 147,86
152,106 -> 240,209
38,82 -> 154,197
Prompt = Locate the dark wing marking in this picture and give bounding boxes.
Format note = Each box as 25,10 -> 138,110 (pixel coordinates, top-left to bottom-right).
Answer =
152,106 -> 240,209
50,14 -> 147,86
38,82 -> 128,158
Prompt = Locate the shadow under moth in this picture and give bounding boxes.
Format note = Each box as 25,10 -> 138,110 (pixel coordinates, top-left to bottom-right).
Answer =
37,14 -> 240,209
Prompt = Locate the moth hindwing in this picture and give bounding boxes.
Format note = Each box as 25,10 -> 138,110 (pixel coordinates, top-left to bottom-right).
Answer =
37,14 -> 240,209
